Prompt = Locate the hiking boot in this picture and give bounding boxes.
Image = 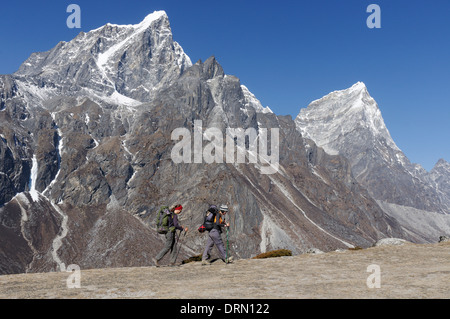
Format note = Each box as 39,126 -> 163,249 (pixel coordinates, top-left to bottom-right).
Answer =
152,258 -> 160,267
226,257 -> 234,264
201,259 -> 210,266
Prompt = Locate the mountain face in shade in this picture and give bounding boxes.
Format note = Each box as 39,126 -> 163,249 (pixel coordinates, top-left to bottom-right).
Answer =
0,12 -> 446,275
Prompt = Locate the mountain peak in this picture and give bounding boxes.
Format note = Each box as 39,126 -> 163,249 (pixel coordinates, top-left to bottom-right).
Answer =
432,158 -> 450,172
436,158 -> 449,165
307,81 -> 371,110
348,81 -> 368,94
295,81 -> 399,156
295,82 -> 450,212
139,10 -> 168,27
90,10 -> 168,32
351,81 -> 366,89
14,10 -> 191,105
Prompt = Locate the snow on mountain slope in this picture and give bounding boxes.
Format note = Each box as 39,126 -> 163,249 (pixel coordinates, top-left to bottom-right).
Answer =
29,155 -> 39,202
296,82 -> 399,156
295,82 -> 448,214
241,85 -> 273,114
96,11 -> 168,70
14,11 -> 192,106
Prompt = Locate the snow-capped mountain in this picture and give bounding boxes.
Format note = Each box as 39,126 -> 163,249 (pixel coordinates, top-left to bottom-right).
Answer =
295,82 -> 450,240
296,82 -> 399,156
14,11 -> 191,107
0,11 -> 446,275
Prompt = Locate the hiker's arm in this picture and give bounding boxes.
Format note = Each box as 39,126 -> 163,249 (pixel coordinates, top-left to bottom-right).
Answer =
173,214 -> 184,231
219,215 -> 229,228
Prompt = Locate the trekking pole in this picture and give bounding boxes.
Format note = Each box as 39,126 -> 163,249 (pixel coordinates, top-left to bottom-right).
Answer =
226,226 -> 230,264
174,229 -> 186,264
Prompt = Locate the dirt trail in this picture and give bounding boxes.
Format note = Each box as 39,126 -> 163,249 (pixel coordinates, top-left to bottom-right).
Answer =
0,242 -> 449,299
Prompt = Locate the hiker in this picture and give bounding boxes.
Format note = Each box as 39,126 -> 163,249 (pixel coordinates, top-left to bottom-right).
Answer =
153,204 -> 188,266
202,204 -> 233,264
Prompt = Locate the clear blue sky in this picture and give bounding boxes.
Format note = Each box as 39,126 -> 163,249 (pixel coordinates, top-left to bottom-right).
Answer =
1,0 -> 449,171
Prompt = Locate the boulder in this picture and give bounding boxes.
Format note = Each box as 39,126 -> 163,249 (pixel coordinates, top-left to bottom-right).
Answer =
438,236 -> 450,243
374,238 -> 410,247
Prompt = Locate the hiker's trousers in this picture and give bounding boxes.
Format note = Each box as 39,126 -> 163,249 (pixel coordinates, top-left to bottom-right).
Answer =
156,231 -> 178,263
202,228 -> 226,261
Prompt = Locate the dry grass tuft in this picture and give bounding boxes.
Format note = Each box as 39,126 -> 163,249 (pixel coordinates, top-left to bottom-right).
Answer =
252,249 -> 292,259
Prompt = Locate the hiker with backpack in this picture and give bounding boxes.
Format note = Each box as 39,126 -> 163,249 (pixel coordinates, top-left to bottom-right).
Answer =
153,204 -> 188,266
201,204 -> 233,265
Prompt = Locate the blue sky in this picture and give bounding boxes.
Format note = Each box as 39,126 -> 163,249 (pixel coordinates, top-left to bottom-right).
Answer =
1,0 -> 449,171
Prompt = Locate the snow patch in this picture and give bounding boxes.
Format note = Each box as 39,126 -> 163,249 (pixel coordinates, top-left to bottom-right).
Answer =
43,113 -> 64,197
122,140 -> 133,157
96,11 -> 167,86
29,155 -> 39,202
109,91 -> 141,107
241,85 -> 272,114
311,168 -> 329,185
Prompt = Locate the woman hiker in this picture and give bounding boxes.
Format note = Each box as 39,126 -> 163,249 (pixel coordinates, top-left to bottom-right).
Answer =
153,204 -> 188,266
202,204 -> 233,265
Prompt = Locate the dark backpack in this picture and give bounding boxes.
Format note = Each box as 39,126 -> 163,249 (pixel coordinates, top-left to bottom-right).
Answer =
156,206 -> 171,234
198,205 -> 218,232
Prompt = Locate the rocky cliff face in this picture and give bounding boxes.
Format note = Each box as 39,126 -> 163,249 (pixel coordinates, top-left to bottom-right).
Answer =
0,11 -> 434,275
430,159 -> 450,208
0,75 -> 33,206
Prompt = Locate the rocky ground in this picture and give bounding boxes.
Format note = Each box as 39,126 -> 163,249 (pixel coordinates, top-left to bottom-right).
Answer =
0,241 -> 448,299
